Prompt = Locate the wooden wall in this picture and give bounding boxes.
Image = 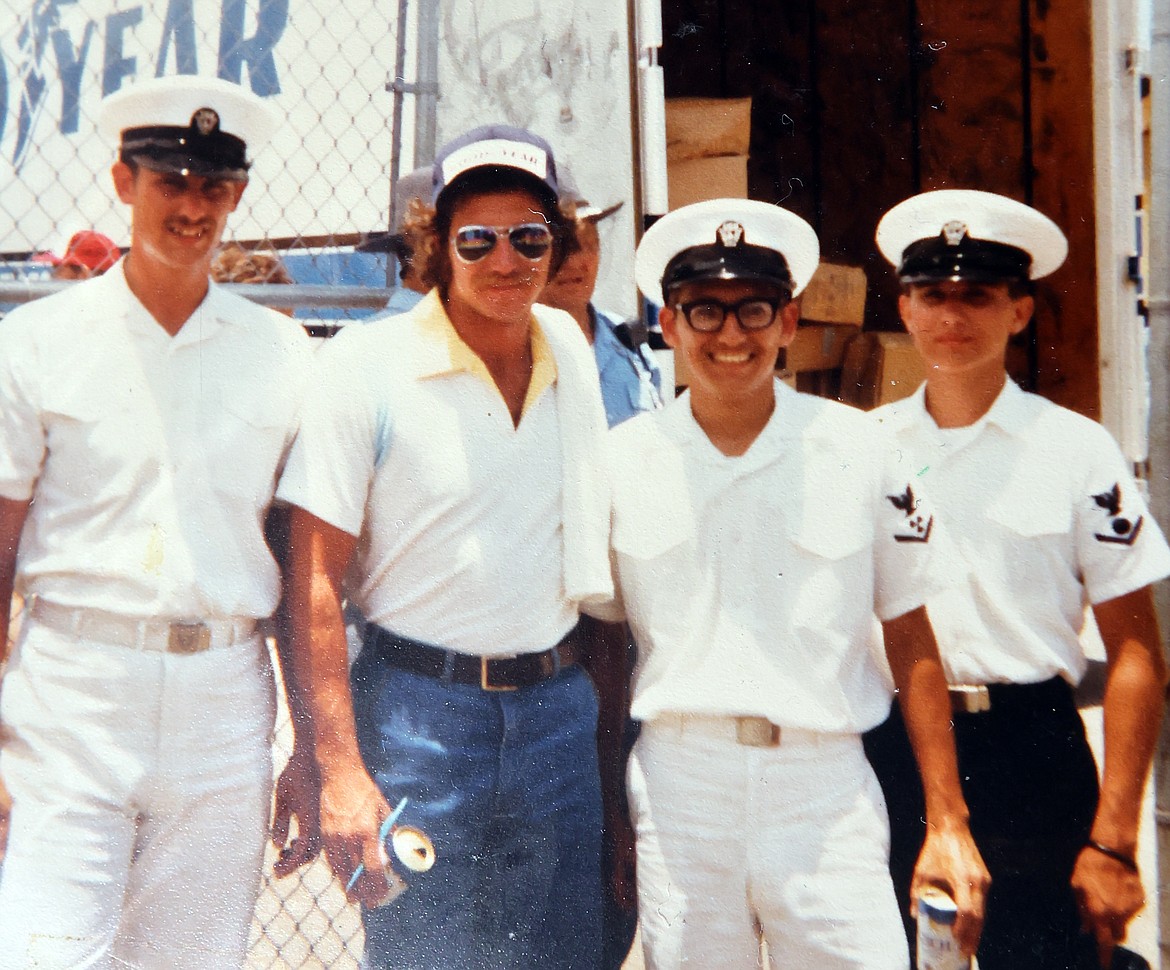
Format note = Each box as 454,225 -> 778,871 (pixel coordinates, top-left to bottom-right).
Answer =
661,0 -> 1099,417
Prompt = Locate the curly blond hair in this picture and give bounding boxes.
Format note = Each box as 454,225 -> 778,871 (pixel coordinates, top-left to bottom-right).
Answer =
210,244 -> 294,286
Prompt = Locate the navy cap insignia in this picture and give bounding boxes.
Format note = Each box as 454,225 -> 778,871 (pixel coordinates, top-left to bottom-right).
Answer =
191,108 -> 220,136
1092,483 -> 1144,545
942,220 -> 968,246
717,220 -> 744,248
887,484 -> 933,543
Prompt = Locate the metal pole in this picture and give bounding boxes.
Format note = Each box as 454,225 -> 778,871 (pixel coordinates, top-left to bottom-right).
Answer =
1092,0 -> 1148,458
413,0 -> 440,167
384,0 -> 410,287
0,282 -> 396,309
634,0 -> 668,227
1145,0 -> 1170,958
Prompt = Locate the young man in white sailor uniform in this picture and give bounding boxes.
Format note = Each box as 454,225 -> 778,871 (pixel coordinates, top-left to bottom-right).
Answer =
275,126 -> 614,970
0,76 -> 313,967
866,189 -> 1170,969
597,198 -> 988,969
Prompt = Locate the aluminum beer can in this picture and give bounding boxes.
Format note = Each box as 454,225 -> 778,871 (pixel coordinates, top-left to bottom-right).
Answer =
371,824 -> 436,908
916,888 -> 969,970
392,825 -> 436,873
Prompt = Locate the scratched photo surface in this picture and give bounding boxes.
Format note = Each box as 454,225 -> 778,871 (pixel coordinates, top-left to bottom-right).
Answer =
0,0 -> 1164,967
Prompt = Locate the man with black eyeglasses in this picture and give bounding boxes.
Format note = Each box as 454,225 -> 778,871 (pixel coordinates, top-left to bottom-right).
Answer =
275,126 -> 614,969
594,198 -> 987,968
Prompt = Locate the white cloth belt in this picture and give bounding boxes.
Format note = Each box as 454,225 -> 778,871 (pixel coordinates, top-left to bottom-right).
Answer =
29,598 -> 258,654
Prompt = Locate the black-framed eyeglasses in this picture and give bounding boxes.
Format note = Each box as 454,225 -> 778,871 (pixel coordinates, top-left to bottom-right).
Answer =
452,223 -> 553,263
674,297 -> 786,333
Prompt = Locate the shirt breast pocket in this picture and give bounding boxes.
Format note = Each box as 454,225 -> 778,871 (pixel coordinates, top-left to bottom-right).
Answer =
788,505 -> 876,628
612,491 -> 695,561
210,394 -> 292,500
793,513 -> 875,561
43,383 -> 142,487
986,489 -> 1072,539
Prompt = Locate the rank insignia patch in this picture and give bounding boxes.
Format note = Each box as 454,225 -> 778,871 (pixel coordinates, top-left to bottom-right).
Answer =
888,485 -> 933,543
1092,483 -> 1144,545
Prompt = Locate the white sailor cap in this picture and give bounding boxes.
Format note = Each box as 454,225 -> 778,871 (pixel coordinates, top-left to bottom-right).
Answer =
99,75 -> 280,182
635,199 -> 819,304
876,189 -> 1067,284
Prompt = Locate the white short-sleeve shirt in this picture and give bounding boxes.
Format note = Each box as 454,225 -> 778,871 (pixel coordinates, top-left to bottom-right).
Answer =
608,379 -> 943,733
873,380 -> 1170,686
276,290 -> 579,657
0,261 -> 312,620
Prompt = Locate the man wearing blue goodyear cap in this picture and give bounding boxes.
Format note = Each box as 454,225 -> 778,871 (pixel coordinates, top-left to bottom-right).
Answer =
595,198 -> 988,969
276,125 -> 613,969
866,189 -> 1170,969
0,76 -> 312,966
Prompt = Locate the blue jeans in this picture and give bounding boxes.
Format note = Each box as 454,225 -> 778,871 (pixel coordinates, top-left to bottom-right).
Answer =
351,649 -> 603,970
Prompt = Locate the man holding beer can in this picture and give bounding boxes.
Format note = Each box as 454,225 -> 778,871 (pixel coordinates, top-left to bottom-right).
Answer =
867,189 -> 1170,969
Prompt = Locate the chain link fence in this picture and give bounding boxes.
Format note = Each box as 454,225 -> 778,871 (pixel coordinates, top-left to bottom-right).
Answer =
248,663 -> 365,969
0,0 -> 428,322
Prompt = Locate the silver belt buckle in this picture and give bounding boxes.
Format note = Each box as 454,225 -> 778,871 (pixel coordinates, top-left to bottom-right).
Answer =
735,716 -> 781,747
168,622 -> 212,654
950,684 -> 991,714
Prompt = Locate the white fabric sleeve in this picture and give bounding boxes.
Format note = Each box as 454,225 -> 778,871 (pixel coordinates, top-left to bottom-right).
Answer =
1075,423 -> 1170,604
871,427 -> 951,622
0,315 -> 46,502
274,334 -> 380,537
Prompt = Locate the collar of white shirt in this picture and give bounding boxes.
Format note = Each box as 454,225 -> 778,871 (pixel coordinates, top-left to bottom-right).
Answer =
886,376 -> 1037,439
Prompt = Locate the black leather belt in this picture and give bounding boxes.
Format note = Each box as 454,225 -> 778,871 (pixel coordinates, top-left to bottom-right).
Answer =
364,624 -> 581,691
949,675 -> 1074,715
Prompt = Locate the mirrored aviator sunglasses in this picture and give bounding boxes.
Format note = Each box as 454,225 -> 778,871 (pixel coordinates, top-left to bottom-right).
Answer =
453,223 -> 553,263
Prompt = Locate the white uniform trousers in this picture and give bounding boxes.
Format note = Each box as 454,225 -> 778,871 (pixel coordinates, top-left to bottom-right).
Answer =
629,714 -> 909,970
0,620 -> 275,969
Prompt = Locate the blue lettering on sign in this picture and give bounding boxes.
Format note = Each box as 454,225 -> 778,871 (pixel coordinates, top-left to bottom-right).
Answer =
218,0 -> 288,95
103,7 -> 143,96
11,0 -> 60,168
157,0 -> 199,76
51,21 -> 96,133
0,0 -> 288,167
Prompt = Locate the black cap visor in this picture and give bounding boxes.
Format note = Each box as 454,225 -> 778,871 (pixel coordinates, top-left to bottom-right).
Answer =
355,232 -> 409,256
899,236 -> 1032,284
121,126 -> 250,182
662,243 -> 794,300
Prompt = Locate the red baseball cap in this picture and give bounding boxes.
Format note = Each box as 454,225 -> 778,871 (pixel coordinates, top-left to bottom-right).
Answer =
38,231 -> 122,274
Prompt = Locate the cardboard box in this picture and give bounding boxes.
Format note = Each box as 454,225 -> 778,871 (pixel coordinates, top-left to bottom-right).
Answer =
783,324 -> 853,372
800,263 -> 867,326
665,97 -> 752,161
839,332 -> 925,409
667,155 -> 749,210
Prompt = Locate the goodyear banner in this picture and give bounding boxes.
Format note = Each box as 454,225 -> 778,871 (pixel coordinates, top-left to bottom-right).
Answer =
0,0 -> 637,312
0,0 -> 401,253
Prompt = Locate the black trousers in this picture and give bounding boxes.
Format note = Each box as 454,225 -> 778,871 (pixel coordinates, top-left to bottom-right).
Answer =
864,678 -> 1102,970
